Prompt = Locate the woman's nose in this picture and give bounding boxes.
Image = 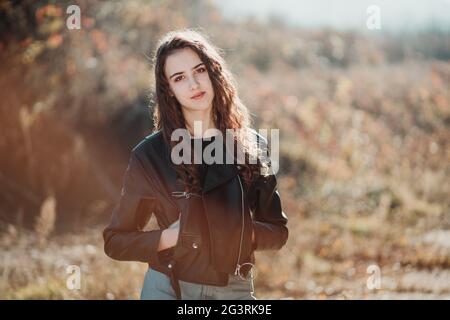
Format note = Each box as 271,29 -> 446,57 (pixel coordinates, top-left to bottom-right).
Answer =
189,76 -> 200,90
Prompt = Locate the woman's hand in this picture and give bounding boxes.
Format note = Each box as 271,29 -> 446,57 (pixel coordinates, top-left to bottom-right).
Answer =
168,218 -> 180,230
157,218 -> 180,251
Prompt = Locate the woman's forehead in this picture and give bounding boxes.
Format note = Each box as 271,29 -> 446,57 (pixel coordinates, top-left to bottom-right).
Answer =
164,48 -> 202,77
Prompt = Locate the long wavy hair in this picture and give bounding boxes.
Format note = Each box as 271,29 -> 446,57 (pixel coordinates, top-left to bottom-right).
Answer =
151,29 -> 266,194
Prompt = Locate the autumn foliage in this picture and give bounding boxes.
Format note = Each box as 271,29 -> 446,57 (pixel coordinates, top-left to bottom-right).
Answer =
0,1 -> 449,299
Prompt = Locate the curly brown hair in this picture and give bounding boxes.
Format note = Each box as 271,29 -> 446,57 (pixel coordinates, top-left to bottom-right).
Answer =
151,29 -> 266,193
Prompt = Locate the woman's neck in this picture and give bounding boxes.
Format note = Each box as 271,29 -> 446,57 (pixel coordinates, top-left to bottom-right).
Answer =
183,108 -> 217,138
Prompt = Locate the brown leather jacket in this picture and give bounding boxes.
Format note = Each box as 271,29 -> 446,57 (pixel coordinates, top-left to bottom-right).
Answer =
103,130 -> 289,298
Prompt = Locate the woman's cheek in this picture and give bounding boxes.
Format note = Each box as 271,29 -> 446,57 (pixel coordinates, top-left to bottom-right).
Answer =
173,85 -> 187,101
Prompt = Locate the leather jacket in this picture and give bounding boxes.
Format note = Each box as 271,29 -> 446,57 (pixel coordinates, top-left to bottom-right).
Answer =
103,130 -> 289,298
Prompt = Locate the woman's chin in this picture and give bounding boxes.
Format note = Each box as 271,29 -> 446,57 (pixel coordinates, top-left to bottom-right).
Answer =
183,103 -> 212,112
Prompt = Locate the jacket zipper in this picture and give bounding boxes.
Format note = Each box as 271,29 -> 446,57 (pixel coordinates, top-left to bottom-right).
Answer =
197,173 -> 245,276
234,174 -> 245,276
172,174 -> 245,276
172,191 -> 200,199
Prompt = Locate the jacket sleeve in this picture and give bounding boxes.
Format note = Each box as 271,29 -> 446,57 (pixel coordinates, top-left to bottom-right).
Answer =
251,134 -> 289,251
103,151 -> 163,264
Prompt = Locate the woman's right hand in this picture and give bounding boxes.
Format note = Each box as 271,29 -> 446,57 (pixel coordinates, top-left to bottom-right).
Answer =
167,218 -> 180,246
157,218 -> 180,251
168,218 -> 180,230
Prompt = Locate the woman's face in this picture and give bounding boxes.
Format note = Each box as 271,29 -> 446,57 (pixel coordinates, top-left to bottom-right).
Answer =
164,47 -> 215,113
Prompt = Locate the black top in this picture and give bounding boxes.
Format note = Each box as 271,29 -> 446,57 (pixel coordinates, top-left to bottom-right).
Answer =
191,135 -> 217,190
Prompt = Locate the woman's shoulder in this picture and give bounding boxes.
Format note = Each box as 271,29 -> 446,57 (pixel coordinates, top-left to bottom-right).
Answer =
131,130 -> 165,155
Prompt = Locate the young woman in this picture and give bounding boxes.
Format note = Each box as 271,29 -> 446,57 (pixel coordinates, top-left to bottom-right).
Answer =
103,29 -> 289,300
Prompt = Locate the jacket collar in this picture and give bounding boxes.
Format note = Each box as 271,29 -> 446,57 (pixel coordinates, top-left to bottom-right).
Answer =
202,162 -> 239,193
161,135 -> 239,194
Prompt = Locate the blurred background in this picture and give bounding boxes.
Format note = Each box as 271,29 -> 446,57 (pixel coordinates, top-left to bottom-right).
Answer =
0,0 -> 449,299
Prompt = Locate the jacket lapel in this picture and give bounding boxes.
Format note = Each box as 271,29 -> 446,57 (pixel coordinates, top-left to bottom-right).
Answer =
160,133 -> 239,194
202,162 -> 239,193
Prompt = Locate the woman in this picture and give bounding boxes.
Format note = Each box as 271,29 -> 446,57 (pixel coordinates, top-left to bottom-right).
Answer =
103,29 -> 289,300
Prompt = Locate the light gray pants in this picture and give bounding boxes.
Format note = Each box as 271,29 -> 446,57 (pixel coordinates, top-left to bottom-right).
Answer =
140,268 -> 257,300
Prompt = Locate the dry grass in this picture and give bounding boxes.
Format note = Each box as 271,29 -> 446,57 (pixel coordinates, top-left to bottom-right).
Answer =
1,195 -> 448,300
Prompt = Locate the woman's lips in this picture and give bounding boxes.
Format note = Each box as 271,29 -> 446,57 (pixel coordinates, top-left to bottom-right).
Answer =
190,92 -> 205,100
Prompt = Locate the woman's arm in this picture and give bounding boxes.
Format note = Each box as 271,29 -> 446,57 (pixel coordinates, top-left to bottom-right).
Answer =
250,132 -> 289,251
251,172 -> 289,251
103,151 -> 170,263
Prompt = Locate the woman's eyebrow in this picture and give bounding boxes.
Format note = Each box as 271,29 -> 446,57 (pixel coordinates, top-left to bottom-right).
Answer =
169,63 -> 204,79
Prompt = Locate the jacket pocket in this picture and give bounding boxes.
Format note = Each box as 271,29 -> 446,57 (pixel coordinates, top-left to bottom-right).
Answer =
179,233 -> 202,250
152,198 -> 174,229
172,232 -> 202,263
135,196 -> 157,230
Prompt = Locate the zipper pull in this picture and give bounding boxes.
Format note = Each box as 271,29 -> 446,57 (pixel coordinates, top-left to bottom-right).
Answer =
172,191 -> 189,198
172,191 -> 202,199
234,264 -> 240,276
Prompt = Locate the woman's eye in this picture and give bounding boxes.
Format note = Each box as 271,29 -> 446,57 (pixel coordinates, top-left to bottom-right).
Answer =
196,67 -> 206,73
174,76 -> 183,82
